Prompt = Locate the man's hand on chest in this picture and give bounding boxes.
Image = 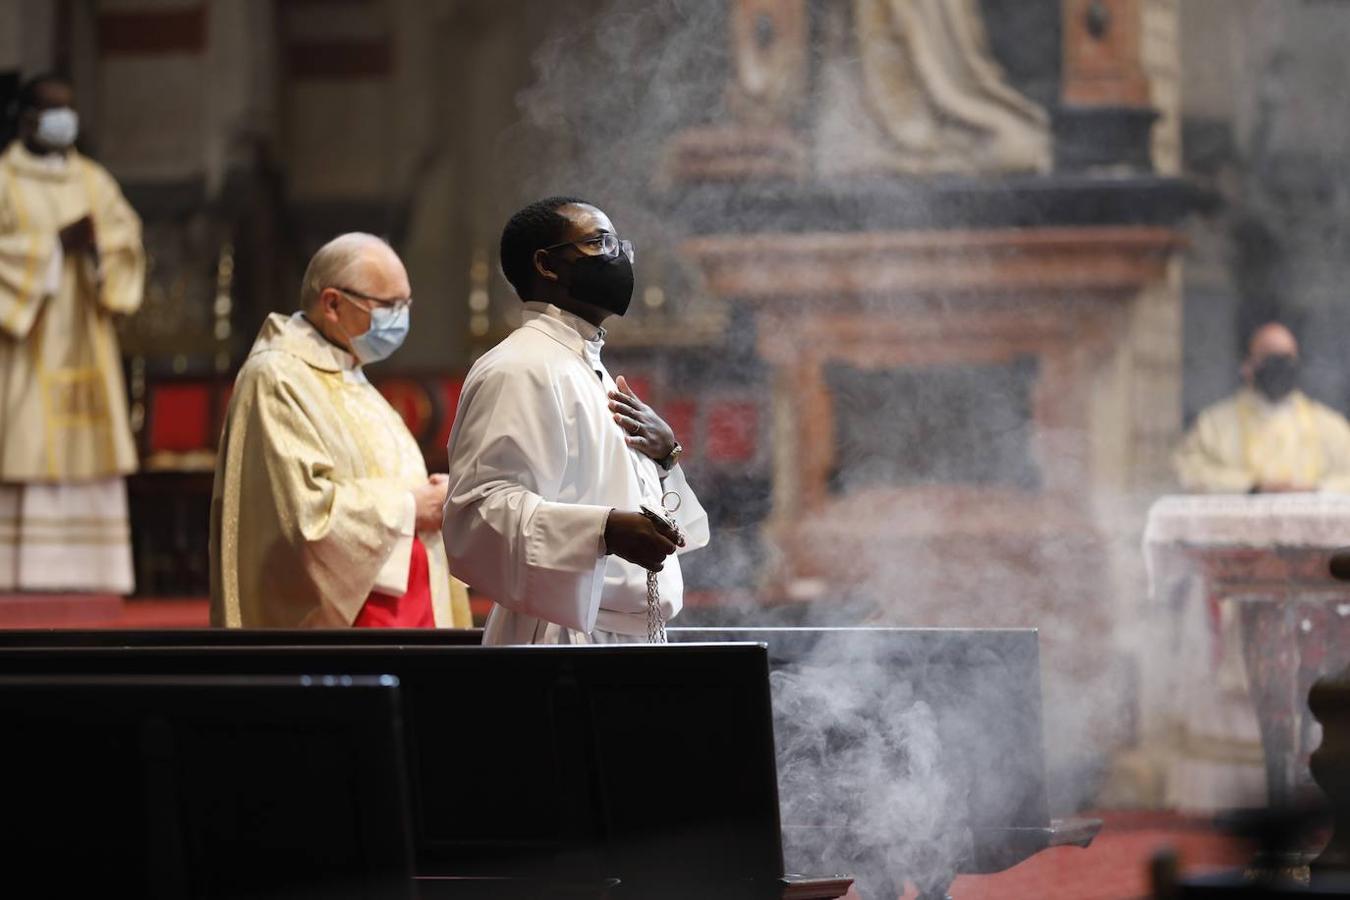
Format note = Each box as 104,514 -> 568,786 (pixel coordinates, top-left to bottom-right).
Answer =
608,375 -> 677,466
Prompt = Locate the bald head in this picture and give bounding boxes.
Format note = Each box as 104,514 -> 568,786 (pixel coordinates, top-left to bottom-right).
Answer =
301,233 -> 412,360
300,233 -> 406,312
1247,322 -> 1299,365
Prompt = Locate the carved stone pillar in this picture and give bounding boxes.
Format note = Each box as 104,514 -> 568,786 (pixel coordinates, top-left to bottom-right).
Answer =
1055,0 -> 1158,172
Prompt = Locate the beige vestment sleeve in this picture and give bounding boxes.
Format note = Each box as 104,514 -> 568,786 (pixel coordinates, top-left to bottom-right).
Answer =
1173,409 -> 1255,494
82,159 -> 144,316
1315,406 -> 1350,494
0,178 -> 54,339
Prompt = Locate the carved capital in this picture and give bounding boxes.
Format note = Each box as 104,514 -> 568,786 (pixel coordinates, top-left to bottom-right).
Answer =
1061,0 -> 1151,107
725,0 -> 809,127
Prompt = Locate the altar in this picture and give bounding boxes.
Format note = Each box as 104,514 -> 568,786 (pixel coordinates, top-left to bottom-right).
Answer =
1144,494 -> 1350,811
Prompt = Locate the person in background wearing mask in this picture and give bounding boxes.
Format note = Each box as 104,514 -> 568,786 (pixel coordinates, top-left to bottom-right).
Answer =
443,197 -> 709,644
210,233 -> 471,628
1174,321 -> 1350,493
0,74 -> 144,595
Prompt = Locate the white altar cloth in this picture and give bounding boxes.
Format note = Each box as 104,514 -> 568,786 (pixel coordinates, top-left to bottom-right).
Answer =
1143,493 -> 1350,811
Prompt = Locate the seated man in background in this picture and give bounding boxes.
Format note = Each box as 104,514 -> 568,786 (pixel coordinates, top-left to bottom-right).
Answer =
210,233 -> 470,628
1174,321 -> 1350,493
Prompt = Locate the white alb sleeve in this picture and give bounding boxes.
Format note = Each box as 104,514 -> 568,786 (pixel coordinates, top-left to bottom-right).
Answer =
370,491 -> 416,595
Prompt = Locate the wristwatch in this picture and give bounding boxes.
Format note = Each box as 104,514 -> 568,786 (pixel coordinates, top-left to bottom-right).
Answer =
656,441 -> 683,472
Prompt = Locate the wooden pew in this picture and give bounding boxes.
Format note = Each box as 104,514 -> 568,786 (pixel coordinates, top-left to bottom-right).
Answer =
0,673 -> 414,900
0,625 -> 1083,897
0,643 -> 848,900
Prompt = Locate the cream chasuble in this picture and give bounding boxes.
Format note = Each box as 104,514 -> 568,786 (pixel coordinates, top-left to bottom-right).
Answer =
0,142 -> 142,481
1174,388 -> 1350,493
211,312 -> 471,628
443,303 -> 710,645
0,142 -> 144,593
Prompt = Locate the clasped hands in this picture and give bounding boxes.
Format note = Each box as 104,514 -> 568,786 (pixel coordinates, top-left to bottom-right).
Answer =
413,474 -> 449,532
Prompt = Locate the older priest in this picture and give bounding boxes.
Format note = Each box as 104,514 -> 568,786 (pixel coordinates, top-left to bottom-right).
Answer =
211,233 -> 470,628
0,75 -> 144,593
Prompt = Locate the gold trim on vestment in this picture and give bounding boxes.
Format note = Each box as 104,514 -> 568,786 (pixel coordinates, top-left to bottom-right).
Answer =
1238,392 -> 1322,486
30,297 -> 60,478
77,159 -> 119,470
320,372 -> 388,479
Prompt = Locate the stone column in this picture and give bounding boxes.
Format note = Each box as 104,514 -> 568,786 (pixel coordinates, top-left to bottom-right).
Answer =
92,0 -> 211,183
0,2 -> 20,73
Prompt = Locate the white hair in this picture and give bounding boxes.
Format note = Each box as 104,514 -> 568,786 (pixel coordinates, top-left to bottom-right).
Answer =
299,232 -> 394,311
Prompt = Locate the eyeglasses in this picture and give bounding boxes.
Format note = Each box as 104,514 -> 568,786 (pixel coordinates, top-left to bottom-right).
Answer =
541,232 -> 635,262
331,285 -> 413,314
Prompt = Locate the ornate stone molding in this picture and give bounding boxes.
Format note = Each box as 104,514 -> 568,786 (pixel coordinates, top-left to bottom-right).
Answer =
680,226 -> 1185,302
664,125 -> 807,184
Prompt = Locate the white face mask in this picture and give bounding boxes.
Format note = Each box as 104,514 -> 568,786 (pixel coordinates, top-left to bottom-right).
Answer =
34,108 -> 78,150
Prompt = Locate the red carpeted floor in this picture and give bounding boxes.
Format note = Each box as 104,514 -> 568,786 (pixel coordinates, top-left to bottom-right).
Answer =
0,594 -> 211,628
928,812 -> 1246,900
2,596 -> 1255,899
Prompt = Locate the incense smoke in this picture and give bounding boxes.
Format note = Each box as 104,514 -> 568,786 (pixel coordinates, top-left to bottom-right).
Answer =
513,0 -> 1162,891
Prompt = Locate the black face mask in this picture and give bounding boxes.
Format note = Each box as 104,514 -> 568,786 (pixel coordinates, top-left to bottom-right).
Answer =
1253,354 -> 1300,402
563,252 -> 634,317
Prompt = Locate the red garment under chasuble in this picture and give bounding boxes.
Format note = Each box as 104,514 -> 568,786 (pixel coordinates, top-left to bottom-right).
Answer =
354,537 -> 434,628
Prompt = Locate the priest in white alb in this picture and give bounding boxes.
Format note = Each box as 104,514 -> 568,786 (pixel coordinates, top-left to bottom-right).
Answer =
211,233 -> 470,628
442,197 -> 709,644
0,75 -> 144,594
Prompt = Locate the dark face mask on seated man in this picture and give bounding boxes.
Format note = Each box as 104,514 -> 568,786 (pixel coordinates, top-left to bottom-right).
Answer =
1253,354 -> 1300,403
564,251 -> 635,317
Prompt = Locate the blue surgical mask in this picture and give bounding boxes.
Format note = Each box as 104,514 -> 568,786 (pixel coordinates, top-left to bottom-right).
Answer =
35,108 -> 78,150
341,298 -> 409,365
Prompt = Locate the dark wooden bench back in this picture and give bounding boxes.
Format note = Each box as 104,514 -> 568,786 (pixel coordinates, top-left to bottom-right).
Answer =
0,642 -> 784,899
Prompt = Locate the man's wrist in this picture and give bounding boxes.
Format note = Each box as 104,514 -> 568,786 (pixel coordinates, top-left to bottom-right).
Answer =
655,440 -> 683,472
